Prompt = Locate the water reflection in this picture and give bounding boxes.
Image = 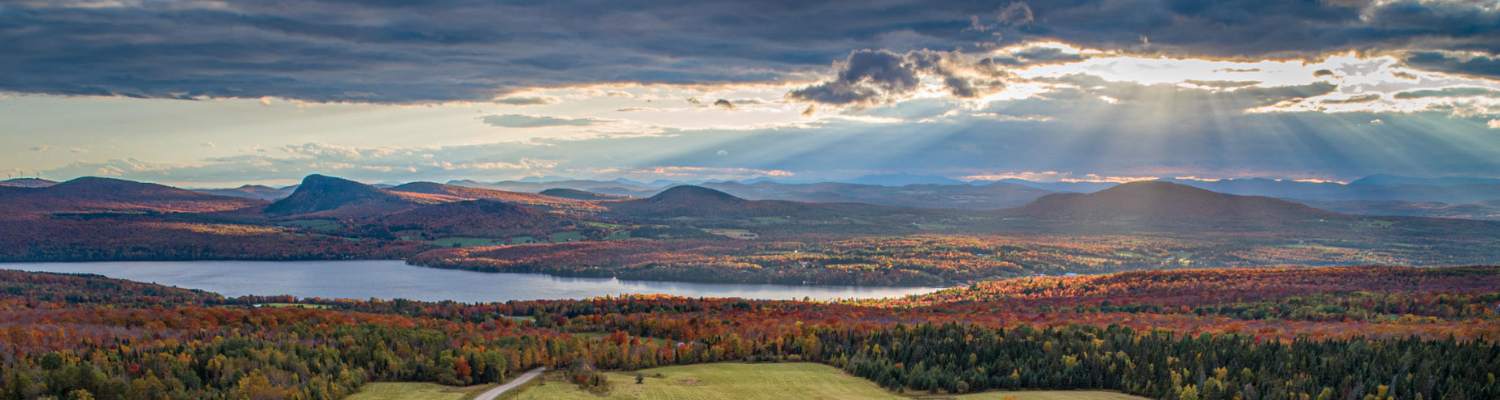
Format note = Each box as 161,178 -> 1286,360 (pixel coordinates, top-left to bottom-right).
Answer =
2,260 -> 939,303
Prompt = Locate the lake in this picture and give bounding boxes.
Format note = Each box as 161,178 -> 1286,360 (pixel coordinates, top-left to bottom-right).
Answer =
1,260 -> 941,303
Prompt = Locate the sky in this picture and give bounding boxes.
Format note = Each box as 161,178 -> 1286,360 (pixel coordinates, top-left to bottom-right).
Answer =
2,0 -> 1500,187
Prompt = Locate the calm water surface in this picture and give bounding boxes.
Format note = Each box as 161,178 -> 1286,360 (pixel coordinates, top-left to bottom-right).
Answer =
2,260 -> 940,303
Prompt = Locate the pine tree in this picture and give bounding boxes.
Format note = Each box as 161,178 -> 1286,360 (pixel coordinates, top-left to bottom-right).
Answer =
1181,384 -> 1200,400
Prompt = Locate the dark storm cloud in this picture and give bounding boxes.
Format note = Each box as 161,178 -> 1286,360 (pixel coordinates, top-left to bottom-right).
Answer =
1391,87 -> 1500,99
991,45 -> 1088,67
788,50 -> 919,105
2,0 -> 1498,103
480,114 -> 607,128
1403,52 -> 1500,79
789,49 -> 1007,104
1000,0 -> 1500,79
997,2 -> 1035,26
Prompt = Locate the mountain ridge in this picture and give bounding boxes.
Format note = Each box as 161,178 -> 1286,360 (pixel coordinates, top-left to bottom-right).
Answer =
0,176 -> 265,219
265,175 -> 424,218
996,181 -> 1343,232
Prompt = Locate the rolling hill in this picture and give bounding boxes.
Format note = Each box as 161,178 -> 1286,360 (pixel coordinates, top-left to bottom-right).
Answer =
264,175 -> 429,218
448,179 -> 661,197
603,186 -> 756,219
995,181 -> 1344,232
0,177 -> 265,219
601,185 -> 935,225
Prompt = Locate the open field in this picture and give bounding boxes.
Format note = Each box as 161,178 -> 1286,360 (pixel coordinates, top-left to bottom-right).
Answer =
703,228 -> 759,239
512,363 -> 1145,400
345,382 -> 491,400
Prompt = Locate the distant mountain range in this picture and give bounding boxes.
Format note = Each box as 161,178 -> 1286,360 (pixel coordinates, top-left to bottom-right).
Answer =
34,172 -> 1500,222
6,174 -> 1500,266
7,173 -> 1500,269
1155,177 -> 1500,203
697,181 -> 1051,210
255,175 -> 1367,236
1349,174 -> 1500,186
599,185 -> 916,222
447,179 -> 661,197
996,181 -> 1343,233
845,173 -> 969,186
1288,199 -> 1500,221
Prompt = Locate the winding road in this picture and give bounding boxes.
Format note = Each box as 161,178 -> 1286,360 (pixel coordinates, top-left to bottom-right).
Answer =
472,367 -> 545,400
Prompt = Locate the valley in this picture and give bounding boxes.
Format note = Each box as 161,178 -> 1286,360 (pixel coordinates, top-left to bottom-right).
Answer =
4,174 -> 1498,399
2,174 -> 1498,287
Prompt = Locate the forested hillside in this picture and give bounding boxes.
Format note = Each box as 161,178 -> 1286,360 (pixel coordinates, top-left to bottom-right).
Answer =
0,266 -> 1495,400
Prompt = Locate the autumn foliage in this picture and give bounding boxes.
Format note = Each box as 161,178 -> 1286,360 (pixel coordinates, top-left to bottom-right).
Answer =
0,266 -> 1497,400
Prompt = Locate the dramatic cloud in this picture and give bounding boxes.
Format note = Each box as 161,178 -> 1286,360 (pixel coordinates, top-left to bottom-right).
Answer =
480,114 -> 608,128
997,2 -> 1035,26
6,0 -> 1500,186
991,44 -> 1088,67
3,0 -> 1497,103
789,49 -> 1006,105
1392,87 -> 1500,99
1406,52 -> 1500,80
789,50 -> 920,105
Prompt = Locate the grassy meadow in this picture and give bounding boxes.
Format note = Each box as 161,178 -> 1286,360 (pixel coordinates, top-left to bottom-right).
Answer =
511,363 -> 1146,400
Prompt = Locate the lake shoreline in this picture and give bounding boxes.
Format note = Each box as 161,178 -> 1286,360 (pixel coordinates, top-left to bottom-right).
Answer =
0,260 -> 941,303
1,257 -> 958,289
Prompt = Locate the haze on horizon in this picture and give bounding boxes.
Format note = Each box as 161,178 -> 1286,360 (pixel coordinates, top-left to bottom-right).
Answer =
3,0 -> 1500,187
